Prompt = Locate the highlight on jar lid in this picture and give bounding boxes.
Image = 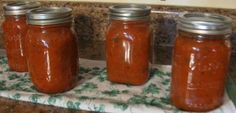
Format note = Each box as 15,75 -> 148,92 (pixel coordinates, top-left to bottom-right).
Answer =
109,4 -> 151,21
4,1 -> 41,16
177,12 -> 232,35
27,7 -> 72,25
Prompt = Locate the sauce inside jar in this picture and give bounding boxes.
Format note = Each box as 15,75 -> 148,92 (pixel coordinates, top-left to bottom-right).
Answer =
171,13 -> 232,112
26,7 -> 78,94
3,15 -> 28,72
106,5 -> 151,85
2,2 -> 40,72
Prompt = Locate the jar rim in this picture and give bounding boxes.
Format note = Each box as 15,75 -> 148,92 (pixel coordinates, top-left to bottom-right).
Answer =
109,4 -> 151,21
27,7 -> 72,25
177,12 -> 232,35
4,1 -> 41,16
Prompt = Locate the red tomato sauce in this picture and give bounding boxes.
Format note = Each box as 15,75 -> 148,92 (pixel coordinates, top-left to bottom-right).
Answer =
2,15 -> 28,72
171,31 -> 231,111
106,20 -> 151,85
27,24 -> 78,93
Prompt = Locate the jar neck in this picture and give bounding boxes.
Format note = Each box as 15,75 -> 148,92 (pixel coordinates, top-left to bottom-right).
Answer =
110,19 -> 149,25
178,30 -> 230,40
28,23 -> 72,28
5,15 -> 26,21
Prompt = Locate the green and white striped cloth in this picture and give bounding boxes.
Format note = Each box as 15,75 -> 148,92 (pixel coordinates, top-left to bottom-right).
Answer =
0,55 -> 235,113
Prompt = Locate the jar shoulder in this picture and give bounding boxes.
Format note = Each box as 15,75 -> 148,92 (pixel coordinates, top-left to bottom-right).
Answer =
3,18 -> 27,31
27,26 -> 76,46
174,34 -> 231,55
27,25 -> 73,37
107,22 -> 151,39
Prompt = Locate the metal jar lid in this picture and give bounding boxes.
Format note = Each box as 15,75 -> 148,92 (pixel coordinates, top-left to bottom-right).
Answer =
27,7 -> 72,25
4,1 -> 41,16
109,4 -> 151,21
177,13 -> 232,35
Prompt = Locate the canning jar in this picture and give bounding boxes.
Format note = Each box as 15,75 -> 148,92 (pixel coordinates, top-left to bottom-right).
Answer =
26,7 -> 78,94
171,13 -> 232,111
106,5 -> 151,85
2,2 -> 40,72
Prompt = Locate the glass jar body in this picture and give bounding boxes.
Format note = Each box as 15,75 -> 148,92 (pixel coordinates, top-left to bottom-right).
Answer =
171,30 -> 231,111
106,20 -> 151,85
26,23 -> 78,94
2,15 -> 28,72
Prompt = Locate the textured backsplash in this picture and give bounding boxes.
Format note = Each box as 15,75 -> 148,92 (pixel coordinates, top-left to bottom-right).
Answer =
0,1 -> 236,65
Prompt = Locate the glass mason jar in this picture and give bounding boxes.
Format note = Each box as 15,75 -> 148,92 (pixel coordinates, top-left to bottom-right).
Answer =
106,5 -> 152,85
26,7 -> 78,94
2,2 -> 40,72
171,13 -> 232,112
